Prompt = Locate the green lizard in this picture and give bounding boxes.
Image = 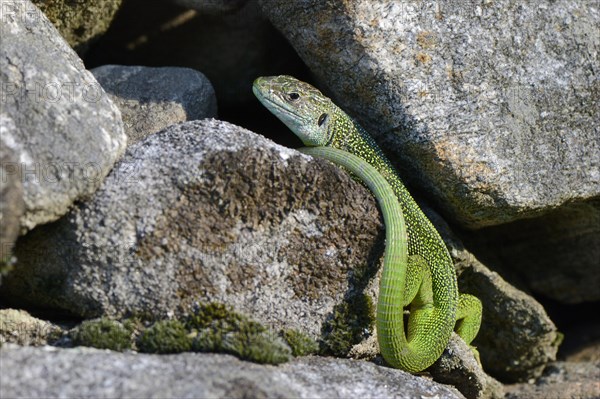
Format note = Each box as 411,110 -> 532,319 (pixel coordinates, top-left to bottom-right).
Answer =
253,75 -> 482,372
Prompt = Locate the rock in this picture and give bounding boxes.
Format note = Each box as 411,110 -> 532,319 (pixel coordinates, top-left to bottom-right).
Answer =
3,118 -> 561,385
430,334 -> 504,399
3,119 -> 384,346
322,200 -> 559,387
563,320 -> 600,363
0,0 -> 127,232
0,345 -> 466,398
31,0 -> 123,55
465,201 -> 600,304
170,0 -> 248,14
422,205 -> 561,383
0,309 -> 62,346
85,0 -> 305,107
505,361 -> 600,399
455,255 -> 560,383
91,65 -> 218,144
0,140 -> 24,274
568,346 -> 600,363
258,0 -> 599,229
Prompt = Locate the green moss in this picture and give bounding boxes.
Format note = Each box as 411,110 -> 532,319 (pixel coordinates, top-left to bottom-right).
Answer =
320,294 -> 375,356
553,331 -> 565,348
72,318 -> 133,351
282,329 -> 318,357
188,302 -> 292,364
187,302 -> 257,331
67,303 -> 307,365
222,330 -> 292,364
137,320 -> 192,354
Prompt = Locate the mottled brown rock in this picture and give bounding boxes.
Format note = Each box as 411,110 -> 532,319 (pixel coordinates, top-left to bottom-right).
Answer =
3,120 -> 383,340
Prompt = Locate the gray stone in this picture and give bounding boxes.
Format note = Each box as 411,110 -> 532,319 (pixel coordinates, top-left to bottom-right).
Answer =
505,361 -> 600,399
3,119 -> 383,343
91,65 -> 217,145
31,0 -> 123,55
3,118 -> 562,386
0,139 -> 24,270
455,255 -> 560,383
258,0 -> 599,229
346,203 -> 560,384
563,326 -> 600,363
465,201 -> 600,304
424,204 -> 560,383
0,0 -> 127,232
430,334 -> 505,399
0,345 -> 465,399
0,309 -> 62,346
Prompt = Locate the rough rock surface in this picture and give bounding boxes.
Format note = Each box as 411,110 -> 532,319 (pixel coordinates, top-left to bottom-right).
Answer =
0,345 -> 465,399
430,334 -> 504,399
3,118 -> 563,384
0,0 -> 127,232
0,140 -> 24,268
465,200 -> 600,304
423,205 -> 560,383
455,255 -> 560,382
31,0 -> 123,54
3,119 -> 384,341
346,204 -> 560,384
505,361 -> 600,399
562,320 -> 600,363
0,309 -> 62,346
91,65 -> 218,144
348,266 -> 560,388
258,0 -> 599,229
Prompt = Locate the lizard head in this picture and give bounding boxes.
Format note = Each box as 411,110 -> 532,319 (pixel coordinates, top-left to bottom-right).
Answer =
253,75 -> 337,147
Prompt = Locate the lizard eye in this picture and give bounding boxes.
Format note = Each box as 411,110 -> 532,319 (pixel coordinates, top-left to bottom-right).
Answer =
288,92 -> 300,101
317,113 -> 328,126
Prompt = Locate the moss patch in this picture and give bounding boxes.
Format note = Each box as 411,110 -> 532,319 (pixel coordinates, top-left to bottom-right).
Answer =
137,320 -> 192,354
222,330 -> 291,364
72,318 -> 133,351
67,303 -> 318,365
320,294 -> 375,356
282,329 -> 319,357
188,302 -> 292,364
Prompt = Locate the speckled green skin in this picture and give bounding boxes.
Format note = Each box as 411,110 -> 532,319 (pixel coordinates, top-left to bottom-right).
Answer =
253,75 -> 482,372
